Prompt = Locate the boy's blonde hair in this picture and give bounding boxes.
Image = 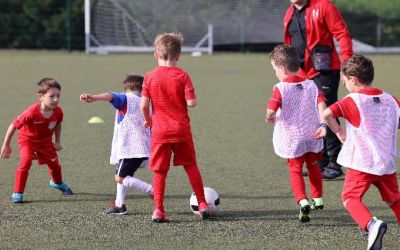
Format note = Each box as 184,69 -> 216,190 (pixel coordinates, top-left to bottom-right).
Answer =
154,32 -> 184,60
37,78 -> 61,94
123,74 -> 144,92
269,45 -> 300,73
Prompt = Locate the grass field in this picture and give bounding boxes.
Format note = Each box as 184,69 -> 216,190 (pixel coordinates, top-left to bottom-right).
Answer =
0,51 -> 399,249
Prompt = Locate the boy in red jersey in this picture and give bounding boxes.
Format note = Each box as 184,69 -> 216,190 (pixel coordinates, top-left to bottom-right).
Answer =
1,78 -> 73,203
140,32 -> 210,222
321,55 -> 400,250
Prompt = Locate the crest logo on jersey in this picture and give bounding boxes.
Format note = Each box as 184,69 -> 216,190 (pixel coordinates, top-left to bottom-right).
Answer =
312,9 -> 319,19
48,121 -> 57,130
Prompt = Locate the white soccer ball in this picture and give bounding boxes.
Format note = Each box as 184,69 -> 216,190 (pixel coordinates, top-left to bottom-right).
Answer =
190,187 -> 220,215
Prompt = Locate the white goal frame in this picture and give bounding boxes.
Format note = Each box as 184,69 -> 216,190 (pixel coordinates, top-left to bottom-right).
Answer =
84,0 -> 213,54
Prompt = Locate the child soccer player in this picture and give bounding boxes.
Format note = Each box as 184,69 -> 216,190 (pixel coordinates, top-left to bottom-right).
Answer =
322,55 -> 400,250
80,74 -> 153,215
140,32 -> 210,222
266,45 -> 327,222
1,78 -> 73,203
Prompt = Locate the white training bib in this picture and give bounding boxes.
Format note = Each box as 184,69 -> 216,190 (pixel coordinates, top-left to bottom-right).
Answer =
337,92 -> 400,175
110,93 -> 150,165
272,80 -> 323,158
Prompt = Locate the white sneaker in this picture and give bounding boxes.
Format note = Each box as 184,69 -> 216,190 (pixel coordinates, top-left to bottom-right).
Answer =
367,218 -> 387,250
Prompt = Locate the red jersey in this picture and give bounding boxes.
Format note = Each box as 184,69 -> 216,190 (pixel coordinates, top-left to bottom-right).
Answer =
13,103 -> 63,144
266,76 -> 327,111
329,88 -> 400,127
142,66 -> 196,143
283,0 -> 353,79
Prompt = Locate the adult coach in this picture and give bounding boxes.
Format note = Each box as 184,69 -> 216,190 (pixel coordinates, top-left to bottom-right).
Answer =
283,0 -> 353,179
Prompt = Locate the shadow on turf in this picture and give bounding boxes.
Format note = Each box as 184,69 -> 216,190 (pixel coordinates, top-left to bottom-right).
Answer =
21,192 -> 154,203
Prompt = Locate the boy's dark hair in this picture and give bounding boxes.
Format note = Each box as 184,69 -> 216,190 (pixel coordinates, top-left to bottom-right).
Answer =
37,78 -> 61,94
341,55 -> 374,85
154,32 -> 183,60
123,74 -> 144,92
269,45 -> 300,72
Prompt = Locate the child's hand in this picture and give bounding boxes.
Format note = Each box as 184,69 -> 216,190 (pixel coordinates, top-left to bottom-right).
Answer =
80,93 -> 95,103
55,142 -> 63,151
314,127 -> 327,139
0,144 -> 12,159
144,120 -> 152,128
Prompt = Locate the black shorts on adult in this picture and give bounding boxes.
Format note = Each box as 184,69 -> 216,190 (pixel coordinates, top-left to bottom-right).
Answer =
115,157 -> 148,178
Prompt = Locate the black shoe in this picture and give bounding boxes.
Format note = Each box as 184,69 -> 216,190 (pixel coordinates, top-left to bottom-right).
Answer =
322,167 -> 343,180
303,167 -> 324,177
104,204 -> 128,215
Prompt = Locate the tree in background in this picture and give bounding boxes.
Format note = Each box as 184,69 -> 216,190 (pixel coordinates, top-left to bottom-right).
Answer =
0,0 -> 84,50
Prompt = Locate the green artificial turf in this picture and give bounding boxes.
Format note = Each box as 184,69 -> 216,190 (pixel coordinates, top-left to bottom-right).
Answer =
0,51 -> 399,249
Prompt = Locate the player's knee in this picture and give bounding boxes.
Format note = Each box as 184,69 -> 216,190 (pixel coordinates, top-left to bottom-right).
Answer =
342,199 -> 349,208
114,176 -> 124,184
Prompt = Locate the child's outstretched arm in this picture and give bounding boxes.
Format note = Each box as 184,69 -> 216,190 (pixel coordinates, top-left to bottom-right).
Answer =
140,96 -> 152,128
80,92 -> 113,103
322,108 -> 346,143
315,101 -> 327,139
1,123 -> 17,159
266,109 -> 276,124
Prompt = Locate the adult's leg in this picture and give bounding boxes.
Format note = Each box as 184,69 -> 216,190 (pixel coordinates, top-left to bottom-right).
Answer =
313,70 -> 343,178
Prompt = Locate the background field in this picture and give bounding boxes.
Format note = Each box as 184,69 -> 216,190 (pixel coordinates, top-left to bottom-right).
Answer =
0,51 -> 399,249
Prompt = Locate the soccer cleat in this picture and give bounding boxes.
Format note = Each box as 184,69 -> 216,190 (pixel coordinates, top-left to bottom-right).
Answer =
11,193 -> 24,204
199,202 -> 211,219
152,209 -> 168,223
104,204 -> 128,215
310,198 -> 324,210
298,200 -> 311,223
50,180 -> 74,195
367,218 -> 387,250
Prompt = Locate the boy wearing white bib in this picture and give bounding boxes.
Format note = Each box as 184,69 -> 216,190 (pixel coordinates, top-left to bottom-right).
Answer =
266,45 -> 328,222
80,75 -> 153,215
323,55 -> 400,250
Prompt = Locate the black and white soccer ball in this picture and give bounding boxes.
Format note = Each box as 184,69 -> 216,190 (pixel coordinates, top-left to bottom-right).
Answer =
190,187 -> 220,215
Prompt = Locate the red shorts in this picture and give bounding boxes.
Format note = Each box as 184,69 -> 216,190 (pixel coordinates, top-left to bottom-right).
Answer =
287,151 -> 322,166
149,140 -> 197,171
18,141 -> 59,165
342,168 -> 400,203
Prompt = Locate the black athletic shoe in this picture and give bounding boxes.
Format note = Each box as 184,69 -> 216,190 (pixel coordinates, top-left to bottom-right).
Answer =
322,167 -> 343,180
104,204 -> 128,215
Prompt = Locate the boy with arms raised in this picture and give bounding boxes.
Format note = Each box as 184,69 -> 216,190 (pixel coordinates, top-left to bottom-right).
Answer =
321,55 -> 400,250
140,32 -> 210,222
266,45 -> 327,222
